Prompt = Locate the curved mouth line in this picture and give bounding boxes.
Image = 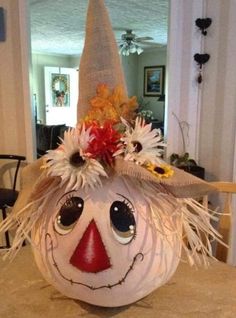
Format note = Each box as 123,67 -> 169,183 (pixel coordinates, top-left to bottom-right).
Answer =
45,233 -> 144,290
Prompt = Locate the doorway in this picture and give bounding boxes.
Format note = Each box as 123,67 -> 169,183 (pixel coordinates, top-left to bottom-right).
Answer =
44,66 -> 78,127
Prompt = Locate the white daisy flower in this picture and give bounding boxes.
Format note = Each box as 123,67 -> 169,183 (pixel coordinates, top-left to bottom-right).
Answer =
76,123 -> 93,150
44,127 -> 107,190
115,117 -> 166,165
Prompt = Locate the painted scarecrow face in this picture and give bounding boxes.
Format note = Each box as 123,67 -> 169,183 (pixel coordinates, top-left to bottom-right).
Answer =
32,176 -> 182,307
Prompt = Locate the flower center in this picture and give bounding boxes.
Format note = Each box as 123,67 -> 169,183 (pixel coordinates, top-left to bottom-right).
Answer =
132,141 -> 143,153
154,166 -> 165,174
70,152 -> 86,167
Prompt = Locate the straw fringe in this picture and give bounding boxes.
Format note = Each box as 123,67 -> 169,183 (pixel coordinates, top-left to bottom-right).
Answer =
180,198 -> 226,266
122,177 -> 225,266
0,173 -> 225,266
0,177 -> 60,260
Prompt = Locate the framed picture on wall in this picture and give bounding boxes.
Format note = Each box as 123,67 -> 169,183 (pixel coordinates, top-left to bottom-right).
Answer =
144,65 -> 165,97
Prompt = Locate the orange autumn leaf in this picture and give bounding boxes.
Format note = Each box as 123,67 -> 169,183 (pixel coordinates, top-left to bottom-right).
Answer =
129,96 -> 138,108
96,83 -> 111,99
109,85 -> 125,107
90,96 -> 113,109
84,106 -> 119,125
83,84 -> 138,125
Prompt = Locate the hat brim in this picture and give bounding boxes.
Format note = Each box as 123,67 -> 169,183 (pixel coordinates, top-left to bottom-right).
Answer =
114,157 -> 216,198
13,156 -> 216,217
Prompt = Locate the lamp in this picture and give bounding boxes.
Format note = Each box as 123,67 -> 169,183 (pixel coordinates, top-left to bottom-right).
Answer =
119,42 -> 144,56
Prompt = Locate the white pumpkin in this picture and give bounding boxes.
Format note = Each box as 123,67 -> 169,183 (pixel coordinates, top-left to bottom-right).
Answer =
32,176 -> 182,307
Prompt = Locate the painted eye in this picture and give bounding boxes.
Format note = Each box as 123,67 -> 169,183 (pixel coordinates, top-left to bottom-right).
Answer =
110,199 -> 136,244
54,197 -> 84,235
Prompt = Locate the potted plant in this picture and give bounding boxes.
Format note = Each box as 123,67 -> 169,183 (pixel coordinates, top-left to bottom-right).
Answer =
170,113 -> 205,179
137,97 -> 154,123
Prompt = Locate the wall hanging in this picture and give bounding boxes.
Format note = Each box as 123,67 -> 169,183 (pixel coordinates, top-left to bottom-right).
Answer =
195,18 -> 212,36
194,17 -> 212,83
194,53 -> 210,83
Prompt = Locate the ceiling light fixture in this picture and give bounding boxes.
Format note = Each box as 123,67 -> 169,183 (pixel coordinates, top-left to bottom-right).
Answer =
119,42 -> 144,56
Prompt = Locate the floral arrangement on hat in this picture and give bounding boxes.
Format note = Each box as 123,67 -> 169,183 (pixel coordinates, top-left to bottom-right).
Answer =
44,84 -> 172,190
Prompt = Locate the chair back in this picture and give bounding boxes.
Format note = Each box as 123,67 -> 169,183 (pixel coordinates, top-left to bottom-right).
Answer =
0,155 -> 26,190
203,182 -> 236,264
0,155 -> 26,248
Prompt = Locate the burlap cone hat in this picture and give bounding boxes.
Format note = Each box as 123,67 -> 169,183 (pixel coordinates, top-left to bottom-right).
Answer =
13,0 -> 216,215
76,0 -> 215,198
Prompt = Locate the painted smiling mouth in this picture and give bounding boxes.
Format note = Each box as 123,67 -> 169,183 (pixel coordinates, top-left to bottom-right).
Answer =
45,233 -> 144,290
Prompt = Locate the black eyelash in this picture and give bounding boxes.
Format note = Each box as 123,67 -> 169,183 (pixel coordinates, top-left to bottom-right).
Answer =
56,190 -> 77,206
116,193 -> 135,213
122,199 -> 134,215
64,194 -> 74,206
58,193 -> 74,208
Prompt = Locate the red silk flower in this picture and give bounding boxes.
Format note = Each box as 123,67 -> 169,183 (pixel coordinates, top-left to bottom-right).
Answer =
87,121 -> 121,165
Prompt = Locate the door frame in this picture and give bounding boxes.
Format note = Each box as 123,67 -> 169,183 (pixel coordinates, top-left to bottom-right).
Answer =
19,0 -> 36,162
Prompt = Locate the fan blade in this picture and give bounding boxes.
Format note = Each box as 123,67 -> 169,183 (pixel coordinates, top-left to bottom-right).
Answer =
134,39 -> 164,45
135,36 -> 153,42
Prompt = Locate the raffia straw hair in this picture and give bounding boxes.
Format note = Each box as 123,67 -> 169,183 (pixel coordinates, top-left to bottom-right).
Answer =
122,176 -> 224,267
0,176 -> 60,260
0,172 -> 223,266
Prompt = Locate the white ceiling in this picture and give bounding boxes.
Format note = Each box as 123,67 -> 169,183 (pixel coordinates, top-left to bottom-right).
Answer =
29,0 -> 169,56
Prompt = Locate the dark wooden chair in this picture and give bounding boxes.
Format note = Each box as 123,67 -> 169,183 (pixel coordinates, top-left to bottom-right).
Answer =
0,154 -> 26,248
36,123 -> 67,157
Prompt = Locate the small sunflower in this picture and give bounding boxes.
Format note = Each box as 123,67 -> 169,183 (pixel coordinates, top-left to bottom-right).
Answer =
44,127 -> 107,190
146,163 -> 174,179
115,117 -> 166,165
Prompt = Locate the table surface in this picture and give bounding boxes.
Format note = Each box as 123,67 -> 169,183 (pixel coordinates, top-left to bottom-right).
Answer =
0,246 -> 235,318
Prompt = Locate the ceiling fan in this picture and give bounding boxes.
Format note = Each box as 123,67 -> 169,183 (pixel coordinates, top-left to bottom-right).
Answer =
120,29 -> 153,44
118,30 -> 155,56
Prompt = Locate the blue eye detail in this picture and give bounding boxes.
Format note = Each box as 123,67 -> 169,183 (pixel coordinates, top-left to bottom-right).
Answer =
54,197 -> 84,235
110,196 -> 136,244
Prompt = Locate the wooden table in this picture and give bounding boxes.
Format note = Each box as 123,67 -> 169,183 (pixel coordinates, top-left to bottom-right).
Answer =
0,246 -> 235,318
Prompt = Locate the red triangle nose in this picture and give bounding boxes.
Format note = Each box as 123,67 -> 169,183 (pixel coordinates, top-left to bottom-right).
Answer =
70,219 -> 111,273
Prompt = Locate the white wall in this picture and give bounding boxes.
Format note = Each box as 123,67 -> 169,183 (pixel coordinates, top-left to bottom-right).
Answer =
121,54 -> 138,97
200,0 -> 236,265
69,55 -> 80,69
167,0 -> 236,265
167,0 -> 204,159
0,0 -> 34,160
199,0 -> 236,182
167,0 -> 236,182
